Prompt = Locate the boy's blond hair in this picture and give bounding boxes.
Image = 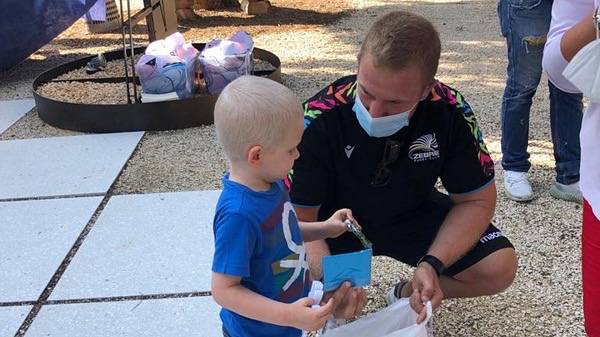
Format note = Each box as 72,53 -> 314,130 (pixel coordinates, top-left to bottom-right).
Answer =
214,75 -> 303,162
357,10 -> 441,82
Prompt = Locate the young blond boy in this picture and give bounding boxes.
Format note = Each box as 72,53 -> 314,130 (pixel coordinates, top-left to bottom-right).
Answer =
211,75 -> 355,337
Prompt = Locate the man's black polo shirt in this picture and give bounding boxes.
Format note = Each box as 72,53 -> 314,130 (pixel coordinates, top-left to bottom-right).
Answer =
289,75 -> 495,234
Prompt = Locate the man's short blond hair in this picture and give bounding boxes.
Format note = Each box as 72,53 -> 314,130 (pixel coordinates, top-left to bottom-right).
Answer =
214,75 -> 303,161
358,11 -> 441,82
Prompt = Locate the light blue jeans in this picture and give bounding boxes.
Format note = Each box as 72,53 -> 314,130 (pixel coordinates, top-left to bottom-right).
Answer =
498,0 -> 583,184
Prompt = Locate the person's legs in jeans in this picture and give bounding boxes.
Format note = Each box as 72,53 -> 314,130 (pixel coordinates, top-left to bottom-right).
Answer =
582,200 -> 600,337
548,81 -> 583,202
497,0 -> 552,201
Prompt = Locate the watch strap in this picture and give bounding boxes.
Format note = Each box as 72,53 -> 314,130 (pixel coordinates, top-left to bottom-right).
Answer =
417,254 -> 445,277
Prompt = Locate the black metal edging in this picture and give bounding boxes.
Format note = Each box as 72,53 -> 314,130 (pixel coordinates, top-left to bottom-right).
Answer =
32,44 -> 282,133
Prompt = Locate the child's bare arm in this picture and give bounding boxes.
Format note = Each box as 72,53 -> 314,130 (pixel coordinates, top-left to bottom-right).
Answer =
299,208 -> 358,242
211,272 -> 335,331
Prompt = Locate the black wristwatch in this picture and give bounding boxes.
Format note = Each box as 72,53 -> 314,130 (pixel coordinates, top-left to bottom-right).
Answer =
417,254 -> 445,277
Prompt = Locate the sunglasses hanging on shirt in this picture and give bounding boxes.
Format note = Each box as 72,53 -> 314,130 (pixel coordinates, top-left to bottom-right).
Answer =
370,139 -> 404,187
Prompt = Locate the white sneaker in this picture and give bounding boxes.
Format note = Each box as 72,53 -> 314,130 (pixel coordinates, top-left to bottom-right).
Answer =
385,280 -> 408,306
503,171 -> 534,202
384,287 -> 399,306
549,181 -> 583,204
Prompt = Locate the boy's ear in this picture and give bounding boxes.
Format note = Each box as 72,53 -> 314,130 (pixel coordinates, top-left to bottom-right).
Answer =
421,81 -> 436,100
247,145 -> 262,167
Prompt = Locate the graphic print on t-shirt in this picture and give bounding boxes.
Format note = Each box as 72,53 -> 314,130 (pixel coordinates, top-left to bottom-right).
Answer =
408,133 -> 440,162
344,145 -> 355,158
269,201 -> 309,301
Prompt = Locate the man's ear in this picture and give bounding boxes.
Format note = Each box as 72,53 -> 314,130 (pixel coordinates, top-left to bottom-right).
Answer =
247,145 -> 262,167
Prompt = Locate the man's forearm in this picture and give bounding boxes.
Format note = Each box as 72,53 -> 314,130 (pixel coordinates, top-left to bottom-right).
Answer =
426,183 -> 496,268
426,199 -> 493,267
305,240 -> 330,280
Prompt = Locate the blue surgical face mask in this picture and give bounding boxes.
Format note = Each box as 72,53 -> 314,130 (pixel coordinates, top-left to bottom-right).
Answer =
353,93 -> 416,138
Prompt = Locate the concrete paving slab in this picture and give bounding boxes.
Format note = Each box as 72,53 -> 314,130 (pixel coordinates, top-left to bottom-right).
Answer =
0,306 -> 31,337
50,190 -> 220,300
0,99 -> 34,134
28,296 -> 221,337
0,197 -> 103,302
0,132 -> 144,200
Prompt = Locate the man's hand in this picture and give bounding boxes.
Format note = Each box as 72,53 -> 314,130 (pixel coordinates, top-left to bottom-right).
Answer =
409,263 -> 444,324
321,281 -> 367,319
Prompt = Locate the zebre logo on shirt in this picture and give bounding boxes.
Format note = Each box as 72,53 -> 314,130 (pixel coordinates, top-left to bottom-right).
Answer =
408,133 -> 440,162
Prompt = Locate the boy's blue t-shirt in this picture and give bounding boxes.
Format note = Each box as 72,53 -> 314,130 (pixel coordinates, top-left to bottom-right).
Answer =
212,176 -> 311,337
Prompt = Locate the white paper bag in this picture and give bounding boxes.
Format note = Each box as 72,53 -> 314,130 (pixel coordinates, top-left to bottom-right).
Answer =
319,299 -> 432,337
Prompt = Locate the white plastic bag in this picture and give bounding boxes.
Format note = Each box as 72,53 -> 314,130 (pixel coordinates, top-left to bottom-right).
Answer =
136,32 -> 199,98
199,31 -> 254,94
563,39 -> 600,103
319,299 -> 432,337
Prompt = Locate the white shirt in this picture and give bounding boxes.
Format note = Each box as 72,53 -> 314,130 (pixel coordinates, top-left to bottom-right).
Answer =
543,0 -> 593,93
543,0 -> 600,219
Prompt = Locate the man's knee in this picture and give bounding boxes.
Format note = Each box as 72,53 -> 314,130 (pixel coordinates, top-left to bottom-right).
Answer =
457,248 -> 518,294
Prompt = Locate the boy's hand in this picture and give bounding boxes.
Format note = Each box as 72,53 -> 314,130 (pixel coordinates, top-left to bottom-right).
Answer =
324,208 -> 359,238
287,297 -> 335,331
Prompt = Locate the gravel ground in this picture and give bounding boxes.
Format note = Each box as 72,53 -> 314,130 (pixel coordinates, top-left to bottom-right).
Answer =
0,0 -> 585,336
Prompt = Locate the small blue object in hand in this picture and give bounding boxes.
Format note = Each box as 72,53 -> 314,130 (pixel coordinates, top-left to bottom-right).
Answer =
322,248 -> 372,292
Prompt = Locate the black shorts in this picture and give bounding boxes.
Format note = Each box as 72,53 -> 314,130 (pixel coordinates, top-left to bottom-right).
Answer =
326,190 -> 514,276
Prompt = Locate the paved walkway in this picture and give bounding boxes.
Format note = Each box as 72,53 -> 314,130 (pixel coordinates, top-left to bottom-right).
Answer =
0,100 -> 222,337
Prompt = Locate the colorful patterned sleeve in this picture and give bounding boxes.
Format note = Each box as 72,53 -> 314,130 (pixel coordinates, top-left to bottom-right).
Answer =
302,79 -> 356,128
286,77 -> 357,195
434,83 -> 495,194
